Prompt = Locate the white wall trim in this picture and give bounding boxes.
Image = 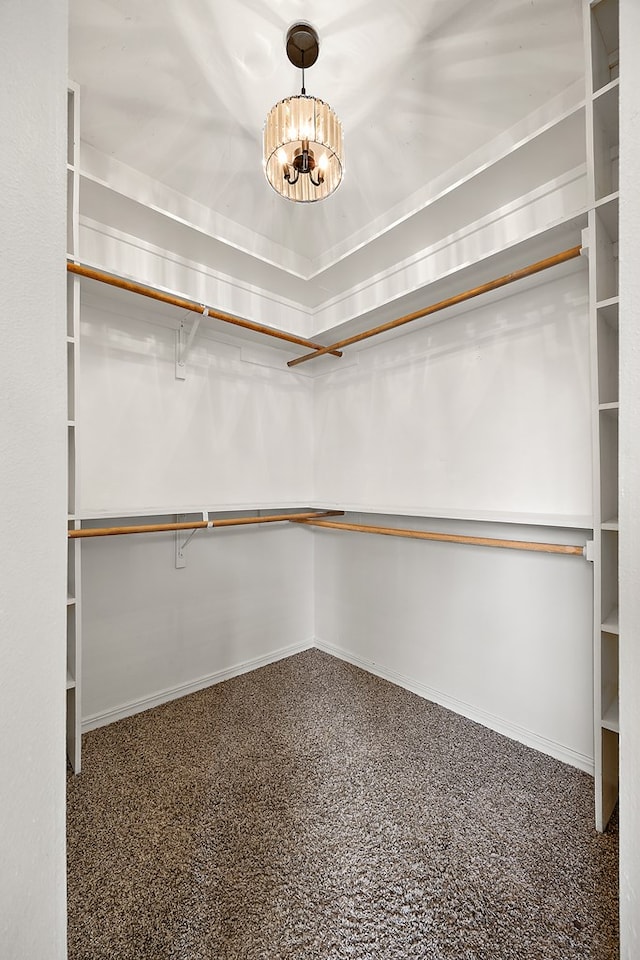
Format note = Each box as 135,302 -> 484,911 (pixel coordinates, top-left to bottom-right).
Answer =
314,638 -> 594,776
82,637 -> 314,732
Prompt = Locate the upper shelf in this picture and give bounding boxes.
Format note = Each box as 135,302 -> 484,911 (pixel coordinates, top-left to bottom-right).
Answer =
73,203 -> 589,380
593,80 -> 619,143
596,296 -> 619,328
594,193 -> 619,243
75,98 -> 588,327
602,696 -> 619,733
601,606 -> 619,635
71,502 -> 594,531
590,0 -> 619,95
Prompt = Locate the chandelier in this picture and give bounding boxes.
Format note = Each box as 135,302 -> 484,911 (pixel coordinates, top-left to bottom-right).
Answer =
264,23 -> 344,202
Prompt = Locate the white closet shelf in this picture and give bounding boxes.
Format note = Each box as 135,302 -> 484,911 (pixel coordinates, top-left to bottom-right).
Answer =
601,607 -> 619,634
601,698 -> 619,733
306,212 -> 589,348
591,0 -> 619,86
596,297 -> 619,329
73,203 -> 589,353
601,517 -> 619,530
67,594 -> 76,606
592,81 -> 619,142
594,193 -> 619,241
66,670 -> 75,690
71,505 -> 594,531
599,401 -> 619,415
592,76 -> 619,101
73,502 -> 317,522
309,503 -> 593,530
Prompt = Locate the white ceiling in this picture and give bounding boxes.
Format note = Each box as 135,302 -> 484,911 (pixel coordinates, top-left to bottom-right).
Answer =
69,0 -> 584,266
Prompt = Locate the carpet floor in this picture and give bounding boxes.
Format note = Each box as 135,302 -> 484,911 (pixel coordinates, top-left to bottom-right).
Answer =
67,649 -> 619,960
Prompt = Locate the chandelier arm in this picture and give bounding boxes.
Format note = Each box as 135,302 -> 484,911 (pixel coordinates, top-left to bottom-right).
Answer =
284,165 -> 300,186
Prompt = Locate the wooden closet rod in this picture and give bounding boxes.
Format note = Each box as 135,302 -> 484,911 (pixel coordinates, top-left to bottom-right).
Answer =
287,245 -> 583,367
66,262 -> 343,358
69,510 -> 344,539
289,518 -> 585,557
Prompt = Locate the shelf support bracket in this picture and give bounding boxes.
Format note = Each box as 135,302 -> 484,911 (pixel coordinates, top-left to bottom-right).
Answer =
175,512 -> 208,568
584,540 -> 595,562
175,309 -> 208,380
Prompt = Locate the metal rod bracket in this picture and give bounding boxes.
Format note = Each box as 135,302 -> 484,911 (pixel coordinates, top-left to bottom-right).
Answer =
175,515 -> 197,567
175,309 -> 207,379
176,511 -> 210,566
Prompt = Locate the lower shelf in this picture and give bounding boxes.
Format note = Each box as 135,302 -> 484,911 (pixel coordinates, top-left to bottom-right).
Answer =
602,699 -> 619,733
601,606 -> 619,634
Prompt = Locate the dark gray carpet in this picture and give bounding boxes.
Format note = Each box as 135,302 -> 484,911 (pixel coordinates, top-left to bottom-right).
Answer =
67,648 -> 619,960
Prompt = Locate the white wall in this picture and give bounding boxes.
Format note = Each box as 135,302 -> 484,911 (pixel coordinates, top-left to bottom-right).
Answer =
314,514 -> 593,771
313,269 -> 594,770
78,296 -> 314,514
314,270 -> 592,525
0,1 -> 67,957
77,294 -> 315,724
81,522 -> 314,726
619,0 -> 640,953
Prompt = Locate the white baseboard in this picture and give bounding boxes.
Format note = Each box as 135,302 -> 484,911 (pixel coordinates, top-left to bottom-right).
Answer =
83,636 -> 595,778
81,638 -> 314,732
314,638 -> 595,776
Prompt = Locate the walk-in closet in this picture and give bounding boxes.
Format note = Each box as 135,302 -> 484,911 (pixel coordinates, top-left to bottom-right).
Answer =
2,1 -> 640,958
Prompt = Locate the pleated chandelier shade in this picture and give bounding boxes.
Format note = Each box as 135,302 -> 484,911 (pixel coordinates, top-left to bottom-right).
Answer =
263,24 -> 344,203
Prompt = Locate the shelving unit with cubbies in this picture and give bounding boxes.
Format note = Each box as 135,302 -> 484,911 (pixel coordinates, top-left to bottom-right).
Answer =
584,0 -> 619,832
66,80 -> 82,772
